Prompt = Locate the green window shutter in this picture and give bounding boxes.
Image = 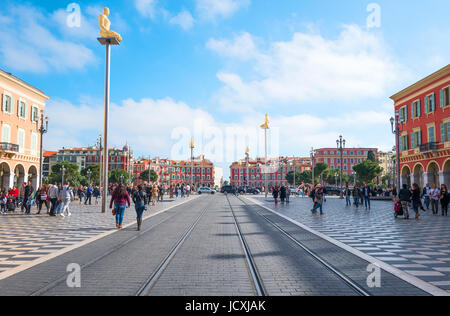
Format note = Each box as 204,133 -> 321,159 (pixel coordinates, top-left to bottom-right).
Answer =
432,93 -> 435,111
417,100 -> 421,117
441,89 -> 445,108
425,96 -> 429,114
2,94 -> 5,112
399,137 -> 403,152
411,133 -> 415,149
447,122 -> 450,143
411,102 -> 415,118
429,127 -> 435,142
418,131 -> 422,146
441,124 -> 445,142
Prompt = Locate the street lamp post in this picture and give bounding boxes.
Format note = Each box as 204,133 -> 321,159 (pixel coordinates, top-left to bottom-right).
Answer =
87,170 -> 92,185
336,135 -> 346,198
310,148 -> 315,187
260,114 -> 270,198
190,139 -> 195,190
37,113 -> 49,188
390,112 -> 403,190
97,135 -> 102,189
245,147 -> 250,190
61,166 -> 66,186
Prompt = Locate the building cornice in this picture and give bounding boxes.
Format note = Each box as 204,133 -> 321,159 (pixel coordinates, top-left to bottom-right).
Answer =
0,69 -> 49,101
390,64 -> 450,102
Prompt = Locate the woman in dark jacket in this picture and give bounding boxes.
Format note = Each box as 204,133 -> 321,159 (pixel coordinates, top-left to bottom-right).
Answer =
440,184 -> 449,216
411,183 -> 422,220
280,186 -> 287,203
272,186 -> 279,205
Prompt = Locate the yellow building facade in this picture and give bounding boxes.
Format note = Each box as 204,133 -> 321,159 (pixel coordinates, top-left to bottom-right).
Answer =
0,69 -> 49,190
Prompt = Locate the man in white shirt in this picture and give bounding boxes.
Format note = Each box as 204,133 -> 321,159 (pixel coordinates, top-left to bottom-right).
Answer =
430,184 -> 440,215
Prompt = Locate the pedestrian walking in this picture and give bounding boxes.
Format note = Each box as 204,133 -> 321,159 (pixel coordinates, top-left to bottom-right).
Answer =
85,184 -> 93,205
430,184 -> 440,215
344,186 -> 351,207
48,182 -> 59,216
422,184 -> 431,210
362,184 -> 371,210
23,180 -> 34,215
152,184 -> 159,206
60,182 -> 74,218
280,185 -> 286,204
132,185 -> 148,231
93,186 -> 101,205
110,184 -> 131,229
311,184 -> 324,215
353,185 -> 360,207
411,183 -> 422,220
440,184 -> 449,216
399,184 -> 412,220
273,186 -> 279,205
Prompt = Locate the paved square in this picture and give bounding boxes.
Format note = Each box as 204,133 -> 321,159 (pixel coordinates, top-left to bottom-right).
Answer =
250,196 -> 450,293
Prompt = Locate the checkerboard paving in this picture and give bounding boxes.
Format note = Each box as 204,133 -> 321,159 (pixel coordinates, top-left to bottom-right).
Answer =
252,196 -> 450,293
0,198 -> 190,277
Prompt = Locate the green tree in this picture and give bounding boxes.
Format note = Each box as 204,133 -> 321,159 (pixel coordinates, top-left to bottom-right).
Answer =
353,160 -> 383,184
109,169 -> 130,184
314,163 -> 328,177
322,169 -> 340,185
285,171 -> 303,186
298,170 -> 313,184
139,169 -> 159,183
48,162 -> 80,185
367,151 -> 377,162
81,165 -> 100,185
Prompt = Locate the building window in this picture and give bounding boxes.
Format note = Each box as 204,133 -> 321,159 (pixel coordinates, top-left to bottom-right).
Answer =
2,93 -> 14,114
2,124 -> 11,143
428,127 -> 435,143
440,87 -> 450,108
31,106 -> 40,123
411,100 -> 421,118
425,94 -> 435,113
18,101 -> 27,118
18,128 -> 25,153
411,130 -> 422,149
440,122 -> 450,142
399,106 -> 408,123
31,133 -> 38,156
399,134 -> 408,151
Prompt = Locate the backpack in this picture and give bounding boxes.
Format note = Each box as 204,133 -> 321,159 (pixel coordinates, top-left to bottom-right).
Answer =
394,202 -> 403,215
134,191 -> 146,205
309,189 -> 315,199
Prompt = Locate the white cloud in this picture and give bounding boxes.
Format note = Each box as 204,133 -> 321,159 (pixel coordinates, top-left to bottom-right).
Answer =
0,5 -> 96,73
135,0 -> 157,19
206,32 -> 259,61
208,25 -> 409,111
169,10 -> 195,30
196,0 -> 250,20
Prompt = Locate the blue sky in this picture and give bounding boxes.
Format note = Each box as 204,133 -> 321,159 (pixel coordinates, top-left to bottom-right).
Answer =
1,0 -> 449,179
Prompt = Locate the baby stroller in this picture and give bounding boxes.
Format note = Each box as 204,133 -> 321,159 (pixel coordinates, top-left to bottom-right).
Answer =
394,202 -> 403,218
7,197 -> 16,212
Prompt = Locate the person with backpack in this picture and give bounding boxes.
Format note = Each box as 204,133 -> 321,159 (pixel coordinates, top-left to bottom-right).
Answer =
85,184 -> 93,205
399,184 -> 412,220
311,184 -> 324,215
132,185 -> 148,231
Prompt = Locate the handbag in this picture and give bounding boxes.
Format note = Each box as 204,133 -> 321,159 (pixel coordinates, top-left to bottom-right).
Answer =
112,208 -> 116,216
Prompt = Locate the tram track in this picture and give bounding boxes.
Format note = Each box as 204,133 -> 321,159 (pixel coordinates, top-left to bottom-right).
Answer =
233,195 -> 371,296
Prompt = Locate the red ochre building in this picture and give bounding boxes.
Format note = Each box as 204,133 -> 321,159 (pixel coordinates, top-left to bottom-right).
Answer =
390,64 -> 450,188
230,157 -> 312,188
133,156 -> 214,187
314,148 -> 379,175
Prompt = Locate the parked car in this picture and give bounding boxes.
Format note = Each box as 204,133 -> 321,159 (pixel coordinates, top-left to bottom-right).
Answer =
198,187 -> 216,195
221,186 -> 235,194
245,188 -> 261,195
323,186 -> 341,196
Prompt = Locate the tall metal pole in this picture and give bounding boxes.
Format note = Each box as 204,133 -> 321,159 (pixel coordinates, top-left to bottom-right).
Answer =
391,112 -> 402,191
98,135 -> 102,189
311,148 -> 315,187
264,128 -> 268,198
38,114 -> 48,188
101,42 -> 111,214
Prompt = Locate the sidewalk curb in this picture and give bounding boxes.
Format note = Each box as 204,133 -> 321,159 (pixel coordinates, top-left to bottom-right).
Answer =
0,196 -> 201,281
245,196 -> 450,297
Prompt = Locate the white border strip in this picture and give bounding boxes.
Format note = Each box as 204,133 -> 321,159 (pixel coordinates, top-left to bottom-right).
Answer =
0,196 -> 201,281
245,196 -> 450,297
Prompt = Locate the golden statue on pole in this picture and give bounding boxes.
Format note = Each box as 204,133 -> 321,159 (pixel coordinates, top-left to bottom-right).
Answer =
99,7 -> 122,43
260,114 -> 270,129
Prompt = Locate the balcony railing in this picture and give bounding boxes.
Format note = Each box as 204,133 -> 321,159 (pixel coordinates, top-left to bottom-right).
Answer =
0,142 -> 19,153
420,142 -> 439,153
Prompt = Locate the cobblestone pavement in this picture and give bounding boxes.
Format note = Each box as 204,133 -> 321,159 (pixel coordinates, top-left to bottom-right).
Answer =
0,194 -> 431,296
249,195 -> 450,293
0,196 -> 198,279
